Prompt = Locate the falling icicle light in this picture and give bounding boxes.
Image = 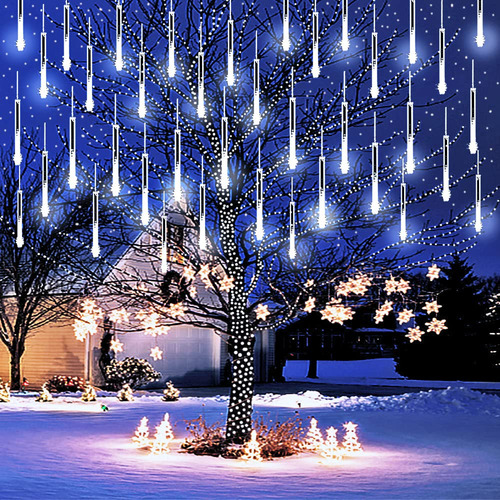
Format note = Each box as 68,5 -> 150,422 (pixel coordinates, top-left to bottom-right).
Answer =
68,87 -> 77,189
221,90 -> 229,189
289,178 -> 296,259
92,163 -> 100,258
161,193 -> 168,273
341,0 -> 349,51
283,0 -> 290,51
475,151 -> 482,233
41,123 -> 49,218
138,25 -> 146,119
227,0 -> 234,86
40,5 -> 48,99
406,71 -> 415,174
174,100 -> 182,201
476,0 -> 485,48
340,72 -> 349,174
199,158 -> 207,250
197,23 -> 205,118
442,107 -> 450,202
141,124 -> 149,226
289,69 -> 297,170
17,0 -> 25,51
167,1 -> 176,78
409,0 -> 417,65
438,0 -> 446,95
318,128 -> 326,228
86,20 -> 94,112
312,1 -> 320,78
469,60 -> 478,155
63,1 -> 71,71
253,32 -> 261,126
14,72 -> 22,167
371,113 -> 379,215
116,0 -> 123,71
16,163 -> 23,249
256,139 -> 264,241
371,4 -> 379,99
400,161 -> 407,241
112,95 -> 120,196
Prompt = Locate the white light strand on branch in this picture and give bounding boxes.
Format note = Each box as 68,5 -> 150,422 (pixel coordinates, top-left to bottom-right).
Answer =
476,0 -> 485,48
312,0 -> 320,78
197,23 -> 205,118
289,177 -> 296,259
40,5 -> 48,99
41,123 -> 49,218
116,0 -> 123,71
17,0 -> 25,51
318,127 -> 326,228
92,163 -> 100,258
68,87 -> 77,189
141,124 -> 149,226
283,0 -> 290,51
112,94 -> 120,196
199,158 -> 207,250
253,32 -> 261,126
138,25 -> 146,118
63,1 -> 71,71
406,71 -> 415,174
289,69 -> 297,170
400,161 -> 407,241
442,107 -> 450,202
174,100 -> 182,201
371,112 -> 379,214
340,72 -> 349,174
14,72 -> 22,167
168,1 -> 176,78
341,0 -> 349,51
469,60 -> 478,155
221,89 -> 229,189
409,0 -> 417,64
86,19 -> 94,112
16,163 -> 23,249
371,4 -> 378,98
161,193 -> 168,273
475,151 -> 482,233
438,0 -> 446,95
256,139 -> 264,240
227,0 -> 234,85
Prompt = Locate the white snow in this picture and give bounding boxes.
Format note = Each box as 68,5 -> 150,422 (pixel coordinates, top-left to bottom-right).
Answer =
0,387 -> 499,499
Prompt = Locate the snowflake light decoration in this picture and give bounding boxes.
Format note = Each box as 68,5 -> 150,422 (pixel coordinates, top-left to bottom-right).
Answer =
423,300 -> 441,315
198,264 -> 211,281
255,304 -> 270,321
304,296 -> 316,313
109,308 -> 130,324
397,308 -> 415,325
219,276 -> 234,292
427,264 -> 441,281
150,346 -> 163,361
110,338 -> 124,353
426,317 -> 448,335
406,326 -> 424,343
165,302 -> 186,319
321,299 -> 354,325
182,266 -> 196,281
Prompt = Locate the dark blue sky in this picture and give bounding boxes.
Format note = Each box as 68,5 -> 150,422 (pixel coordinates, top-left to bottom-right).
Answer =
0,1 -> 498,276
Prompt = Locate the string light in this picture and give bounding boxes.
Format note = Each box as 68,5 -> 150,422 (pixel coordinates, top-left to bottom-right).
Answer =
341,0 -> 349,51
197,22 -> 205,118
16,0 -> 25,51
174,100 -> 182,201
141,124 -> 149,226
476,0 -> 485,48
168,0 -> 176,78
400,161 -> 407,241
371,4 -> 379,98
112,95 -> 120,196
92,162 -> 100,258
340,72 -> 349,174
221,89 -> 229,189
438,0 -> 446,95
68,87 -> 77,189
289,69 -> 297,170
469,60 -> 478,155
253,32 -> 261,126
475,151 -> 482,233
406,71 -> 415,174
256,139 -> 264,241
14,72 -> 22,167
227,0 -> 234,85
289,177 -> 296,259
318,127 -> 326,228
282,0 -> 290,51
409,0 -> 417,64
41,123 -> 49,218
40,5 -> 48,99
371,112 -> 379,214
116,0 -> 123,71
312,0 -> 320,78
63,1 -> 71,71
199,158 -> 206,250
86,19 -> 94,112
442,107 -> 450,202
138,25 -> 146,118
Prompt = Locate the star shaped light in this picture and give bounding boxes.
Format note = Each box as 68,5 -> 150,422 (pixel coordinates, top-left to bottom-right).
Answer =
396,278 -> 411,294
427,264 -> 441,281
182,266 -> 196,281
165,302 -> 186,319
150,346 -> 163,361
423,300 -> 441,315
305,279 -> 315,288
198,264 -> 211,281
304,297 -> 316,313
188,285 -> 197,297
426,318 -> 447,335
384,276 -> 399,295
397,308 -> 415,325
219,277 -> 235,292
109,308 -> 130,324
110,339 -> 124,353
255,304 -> 270,321
321,299 -> 354,325
406,327 -> 424,343
374,301 -> 393,323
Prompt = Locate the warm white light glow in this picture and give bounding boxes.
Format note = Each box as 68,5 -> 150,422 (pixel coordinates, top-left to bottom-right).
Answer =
476,0 -> 485,47
17,0 -> 25,51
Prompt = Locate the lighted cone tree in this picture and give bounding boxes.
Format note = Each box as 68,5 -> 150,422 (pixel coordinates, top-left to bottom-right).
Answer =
41,0 -> 499,442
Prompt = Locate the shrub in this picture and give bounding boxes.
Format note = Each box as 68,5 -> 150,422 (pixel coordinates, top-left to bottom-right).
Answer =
162,381 -> 180,401
45,375 -> 86,393
104,357 -> 161,390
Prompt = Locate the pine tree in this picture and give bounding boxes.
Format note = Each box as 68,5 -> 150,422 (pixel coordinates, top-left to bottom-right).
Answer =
162,381 -> 180,402
240,430 -> 263,463
81,384 -> 97,402
35,385 -> 53,402
320,427 -> 343,463
342,422 -> 362,454
117,384 -> 134,401
150,413 -> 174,455
0,380 -> 10,403
132,417 -> 150,448
304,418 -> 324,452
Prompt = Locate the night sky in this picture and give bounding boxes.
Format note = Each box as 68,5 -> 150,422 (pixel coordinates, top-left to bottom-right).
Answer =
0,1 -> 498,276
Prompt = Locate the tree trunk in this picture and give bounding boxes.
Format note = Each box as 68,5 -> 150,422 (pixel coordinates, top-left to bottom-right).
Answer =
10,352 -> 21,391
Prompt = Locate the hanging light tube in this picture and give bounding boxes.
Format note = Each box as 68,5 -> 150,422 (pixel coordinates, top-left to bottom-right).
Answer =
283,0 -> 290,51
253,32 -> 261,126
92,163 -> 100,258
116,0 -> 123,71
407,71 -> 415,174
138,26 -> 146,118
442,107 -> 450,202
227,0 -> 234,85
476,0 -> 485,48
469,60 -> 478,155
221,90 -> 229,189
371,4 -> 379,98
69,87 -> 77,189
174,100 -> 182,201
14,73 -> 22,167
409,0 -> 417,64
40,5 -> 48,99
256,139 -> 264,240
475,151 -> 482,233
197,24 -> 205,118
41,124 -> 49,218
312,1 -> 320,78
318,128 -> 326,228
63,1 -> 71,71
112,94 -> 120,196
17,0 -> 25,51
199,158 -> 207,250
168,2 -> 176,77
340,72 -> 349,174
86,20 -> 94,112
289,178 -> 296,259
341,0 -> 349,51
289,69 -> 297,170
16,165 -> 23,249
372,113 -> 379,214
161,193 -> 168,273
400,162 -> 407,241
141,124 -> 149,226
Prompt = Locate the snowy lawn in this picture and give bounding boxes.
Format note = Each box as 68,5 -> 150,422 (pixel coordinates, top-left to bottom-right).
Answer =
1,388 -> 500,499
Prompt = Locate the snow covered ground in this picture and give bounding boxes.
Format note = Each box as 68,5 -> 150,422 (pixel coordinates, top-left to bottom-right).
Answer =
1,387 -> 500,499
